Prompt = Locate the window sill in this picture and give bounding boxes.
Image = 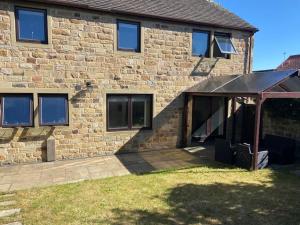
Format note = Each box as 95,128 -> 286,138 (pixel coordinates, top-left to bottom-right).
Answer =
13,41 -> 52,49
115,49 -> 143,56
106,128 -> 152,133
191,55 -> 211,60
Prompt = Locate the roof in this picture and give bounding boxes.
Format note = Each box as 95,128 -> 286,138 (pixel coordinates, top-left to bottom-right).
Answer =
28,0 -> 258,32
185,69 -> 300,95
277,55 -> 300,71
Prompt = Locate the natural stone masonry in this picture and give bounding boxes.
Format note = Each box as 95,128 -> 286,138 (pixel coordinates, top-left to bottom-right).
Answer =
0,1 -> 253,164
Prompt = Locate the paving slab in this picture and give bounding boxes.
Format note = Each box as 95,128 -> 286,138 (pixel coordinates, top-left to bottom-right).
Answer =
3,222 -> 22,225
0,201 -> 16,206
0,148 -> 214,191
0,208 -> 20,218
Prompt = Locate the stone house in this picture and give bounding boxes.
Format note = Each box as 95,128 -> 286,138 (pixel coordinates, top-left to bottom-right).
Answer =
0,0 -> 257,165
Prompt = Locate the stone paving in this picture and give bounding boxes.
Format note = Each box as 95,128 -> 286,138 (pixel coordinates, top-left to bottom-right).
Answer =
0,193 -> 21,225
0,148 -> 214,192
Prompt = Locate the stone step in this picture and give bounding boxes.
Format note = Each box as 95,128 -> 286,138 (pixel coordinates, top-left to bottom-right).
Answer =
0,194 -> 15,198
0,208 -> 20,218
0,200 -> 16,206
3,222 -> 22,225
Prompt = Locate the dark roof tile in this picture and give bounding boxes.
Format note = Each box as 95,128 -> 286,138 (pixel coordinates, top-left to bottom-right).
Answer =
29,0 -> 258,32
277,55 -> 300,71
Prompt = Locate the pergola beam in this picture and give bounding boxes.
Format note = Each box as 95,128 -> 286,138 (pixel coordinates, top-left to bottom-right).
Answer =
262,92 -> 300,100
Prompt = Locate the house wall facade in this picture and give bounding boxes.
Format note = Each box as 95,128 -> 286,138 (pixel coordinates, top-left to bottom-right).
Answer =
0,0 -> 253,164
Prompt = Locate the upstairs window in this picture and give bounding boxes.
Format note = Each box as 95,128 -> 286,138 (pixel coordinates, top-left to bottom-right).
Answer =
107,94 -> 152,131
192,30 -> 210,57
39,94 -> 69,126
117,20 -> 141,52
1,94 -> 33,127
213,32 -> 236,59
15,7 -> 48,44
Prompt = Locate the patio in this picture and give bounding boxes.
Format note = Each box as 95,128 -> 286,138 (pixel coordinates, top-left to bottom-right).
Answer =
0,148 -> 213,192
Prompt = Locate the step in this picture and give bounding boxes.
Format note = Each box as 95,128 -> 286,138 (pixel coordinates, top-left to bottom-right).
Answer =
0,200 -> 16,206
0,194 -> 15,198
3,222 -> 22,225
0,208 -> 20,218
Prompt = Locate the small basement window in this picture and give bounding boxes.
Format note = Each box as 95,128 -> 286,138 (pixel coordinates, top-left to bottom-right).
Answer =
1,94 -> 33,127
192,30 -> 210,57
213,32 -> 236,59
39,94 -> 69,126
15,6 -> 48,44
107,94 -> 152,131
117,20 -> 141,52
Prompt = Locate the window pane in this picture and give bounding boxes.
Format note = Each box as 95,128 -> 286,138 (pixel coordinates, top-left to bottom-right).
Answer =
132,95 -> 151,128
2,95 -> 32,126
192,31 -> 209,57
215,36 -> 236,54
40,95 -> 68,125
17,8 -> 46,42
118,21 -> 140,51
108,96 -> 129,129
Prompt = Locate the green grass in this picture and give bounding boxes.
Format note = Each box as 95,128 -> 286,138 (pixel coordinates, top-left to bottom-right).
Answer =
14,162 -> 300,225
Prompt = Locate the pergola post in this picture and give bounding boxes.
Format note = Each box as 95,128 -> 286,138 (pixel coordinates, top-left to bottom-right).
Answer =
231,97 -> 237,143
182,93 -> 193,147
252,95 -> 263,170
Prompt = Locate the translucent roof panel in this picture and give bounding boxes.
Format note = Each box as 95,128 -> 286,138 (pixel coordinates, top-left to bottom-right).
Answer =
186,75 -> 240,93
277,75 -> 300,92
186,69 -> 298,94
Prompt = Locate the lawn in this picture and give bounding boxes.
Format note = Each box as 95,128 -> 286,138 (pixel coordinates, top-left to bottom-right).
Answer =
10,163 -> 300,225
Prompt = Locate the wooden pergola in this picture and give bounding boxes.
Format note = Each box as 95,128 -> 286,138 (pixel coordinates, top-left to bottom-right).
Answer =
183,69 -> 300,170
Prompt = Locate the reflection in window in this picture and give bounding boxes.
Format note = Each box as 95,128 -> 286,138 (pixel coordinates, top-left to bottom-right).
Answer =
213,32 -> 236,59
15,7 -> 48,43
117,20 -> 140,52
40,95 -> 68,126
192,30 -> 210,57
132,95 -> 151,128
108,96 -> 129,129
107,94 -> 152,130
2,95 -> 33,127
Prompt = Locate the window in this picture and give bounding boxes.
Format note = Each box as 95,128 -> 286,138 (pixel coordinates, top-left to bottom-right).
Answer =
192,30 -> 210,57
15,7 -> 48,44
117,20 -> 141,52
107,94 -> 152,131
213,32 -> 236,59
39,94 -> 69,126
1,94 -> 33,127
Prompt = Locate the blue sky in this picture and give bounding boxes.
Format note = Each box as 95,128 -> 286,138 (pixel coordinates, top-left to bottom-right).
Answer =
215,0 -> 300,70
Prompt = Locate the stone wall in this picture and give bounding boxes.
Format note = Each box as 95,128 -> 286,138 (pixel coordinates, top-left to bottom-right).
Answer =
263,112 -> 300,141
0,0 -> 252,164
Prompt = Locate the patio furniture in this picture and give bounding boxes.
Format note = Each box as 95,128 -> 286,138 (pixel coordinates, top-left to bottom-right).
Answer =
263,135 -> 296,164
214,138 -> 236,164
235,143 -> 268,170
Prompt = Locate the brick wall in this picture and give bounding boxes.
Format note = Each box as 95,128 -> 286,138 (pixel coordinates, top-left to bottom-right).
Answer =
0,1 -> 252,164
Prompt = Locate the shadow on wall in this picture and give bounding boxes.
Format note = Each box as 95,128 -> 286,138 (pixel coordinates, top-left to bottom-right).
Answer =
97,171 -> 300,225
0,127 -> 55,162
118,93 -> 185,154
191,56 -> 220,77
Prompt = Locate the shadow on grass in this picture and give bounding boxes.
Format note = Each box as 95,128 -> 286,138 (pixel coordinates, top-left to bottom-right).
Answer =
96,171 -> 300,225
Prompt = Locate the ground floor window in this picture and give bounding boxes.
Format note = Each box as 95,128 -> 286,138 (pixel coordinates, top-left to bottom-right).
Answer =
107,94 -> 152,131
39,94 -> 69,126
1,94 -> 33,127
